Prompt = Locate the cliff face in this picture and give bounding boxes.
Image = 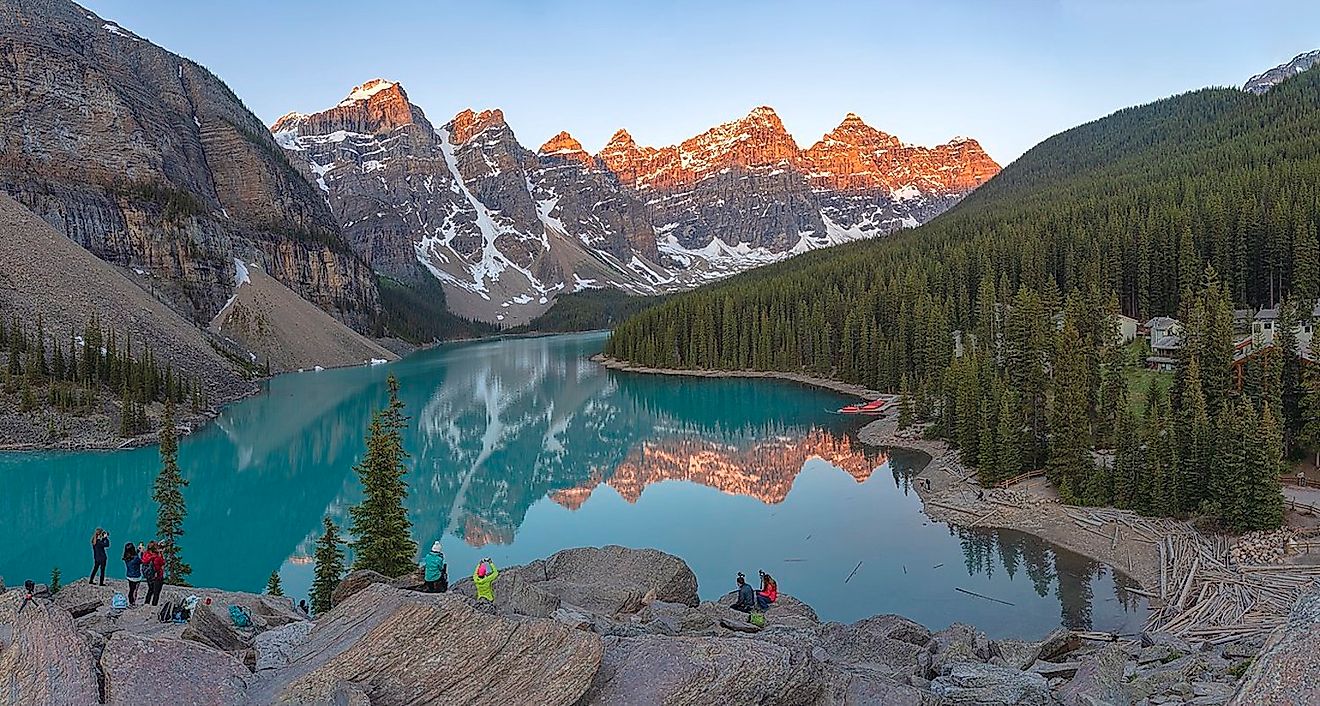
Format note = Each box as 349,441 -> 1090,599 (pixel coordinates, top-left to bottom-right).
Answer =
0,0 -> 379,330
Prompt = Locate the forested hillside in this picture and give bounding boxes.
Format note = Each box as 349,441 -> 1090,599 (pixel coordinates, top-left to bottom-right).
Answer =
607,67 -> 1320,531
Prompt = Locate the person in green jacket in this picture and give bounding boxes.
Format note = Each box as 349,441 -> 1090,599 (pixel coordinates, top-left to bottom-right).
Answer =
422,541 -> 447,593
473,558 -> 498,601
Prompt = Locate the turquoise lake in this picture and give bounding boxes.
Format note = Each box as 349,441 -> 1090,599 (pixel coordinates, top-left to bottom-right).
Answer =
0,332 -> 1145,638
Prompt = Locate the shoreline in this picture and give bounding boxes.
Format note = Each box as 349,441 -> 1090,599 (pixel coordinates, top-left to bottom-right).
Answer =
592,354 -> 885,401
857,416 -> 1163,592
594,355 -> 1162,592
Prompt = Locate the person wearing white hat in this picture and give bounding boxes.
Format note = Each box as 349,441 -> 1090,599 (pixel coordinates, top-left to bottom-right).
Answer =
422,541 -> 448,593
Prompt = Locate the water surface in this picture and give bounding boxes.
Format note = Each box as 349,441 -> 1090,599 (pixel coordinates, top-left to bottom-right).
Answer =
0,332 -> 1144,638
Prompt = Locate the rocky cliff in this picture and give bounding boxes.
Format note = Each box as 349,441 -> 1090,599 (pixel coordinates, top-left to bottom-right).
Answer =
0,0 -> 380,333
1243,49 -> 1320,94
3,545 -> 1270,705
275,83 -> 999,325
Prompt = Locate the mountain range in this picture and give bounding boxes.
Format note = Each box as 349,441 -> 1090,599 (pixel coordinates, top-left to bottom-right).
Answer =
271,81 -> 999,324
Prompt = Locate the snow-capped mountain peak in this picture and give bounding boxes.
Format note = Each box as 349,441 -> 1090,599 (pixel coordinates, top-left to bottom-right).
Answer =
272,88 -> 999,326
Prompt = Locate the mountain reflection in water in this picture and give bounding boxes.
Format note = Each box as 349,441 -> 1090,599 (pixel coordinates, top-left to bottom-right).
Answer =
0,333 -> 1145,637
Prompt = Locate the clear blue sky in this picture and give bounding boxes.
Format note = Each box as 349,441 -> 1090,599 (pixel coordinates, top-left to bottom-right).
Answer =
82,0 -> 1319,165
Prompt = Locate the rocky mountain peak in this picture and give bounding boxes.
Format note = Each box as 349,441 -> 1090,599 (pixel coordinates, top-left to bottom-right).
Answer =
272,78 -> 425,139
449,108 -> 507,144
812,112 -> 901,153
1244,49 -> 1320,94
539,131 -> 592,167
338,78 -> 400,106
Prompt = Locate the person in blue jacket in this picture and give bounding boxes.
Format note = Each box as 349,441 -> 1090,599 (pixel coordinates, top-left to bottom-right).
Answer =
422,541 -> 448,593
122,542 -> 143,605
89,528 -> 110,586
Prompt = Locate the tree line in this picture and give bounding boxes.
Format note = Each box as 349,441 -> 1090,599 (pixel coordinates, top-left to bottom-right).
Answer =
607,68 -> 1320,533
0,311 -> 207,437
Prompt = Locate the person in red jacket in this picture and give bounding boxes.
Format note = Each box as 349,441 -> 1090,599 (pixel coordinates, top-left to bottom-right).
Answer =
755,570 -> 778,611
140,541 -> 167,606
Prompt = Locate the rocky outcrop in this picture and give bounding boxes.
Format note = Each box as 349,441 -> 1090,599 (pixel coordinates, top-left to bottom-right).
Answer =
274,83 -> 999,325
1243,49 -> 1320,94
582,633 -> 826,705
0,590 -> 100,705
2,545 -> 1274,704
249,583 -> 602,705
1230,585 -> 1320,705
450,545 -> 699,618
101,632 -> 252,705
0,0 -> 379,333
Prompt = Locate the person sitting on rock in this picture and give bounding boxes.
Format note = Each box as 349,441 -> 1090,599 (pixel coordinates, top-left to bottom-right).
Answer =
731,572 -> 757,613
423,541 -> 447,593
755,570 -> 778,611
474,558 -> 498,602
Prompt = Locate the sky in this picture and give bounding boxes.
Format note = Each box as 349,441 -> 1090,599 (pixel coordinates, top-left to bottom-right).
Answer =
81,0 -> 1320,165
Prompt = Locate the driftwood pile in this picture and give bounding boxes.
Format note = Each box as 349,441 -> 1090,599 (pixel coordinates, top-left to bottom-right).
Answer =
1057,506 -> 1320,645
1147,523 -> 1320,645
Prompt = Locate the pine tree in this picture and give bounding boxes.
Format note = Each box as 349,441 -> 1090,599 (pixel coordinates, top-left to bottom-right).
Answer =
897,374 -> 915,430
1246,403 -> 1287,531
50,566 -> 61,594
1112,407 -> 1142,510
310,517 -> 344,616
348,374 -> 417,577
153,398 -> 191,585
1177,360 -> 1213,513
1302,362 -> 1320,468
266,570 -> 284,596
1046,321 -> 1094,500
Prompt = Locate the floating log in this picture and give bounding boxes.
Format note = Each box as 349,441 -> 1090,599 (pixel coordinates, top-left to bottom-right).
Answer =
955,587 -> 1015,606
844,561 -> 863,584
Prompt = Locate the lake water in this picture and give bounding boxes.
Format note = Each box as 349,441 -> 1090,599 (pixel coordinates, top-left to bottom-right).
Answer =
0,332 -> 1145,638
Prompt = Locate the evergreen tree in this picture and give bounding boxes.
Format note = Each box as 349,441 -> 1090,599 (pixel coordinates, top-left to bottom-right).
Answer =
152,398 -> 191,585
1177,360 -> 1214,513
897,374 -> 914,430
50,566 -> 61,595
265,570 -> 284,597
1047,321 -> 1094,500
1301,362 -> 1320,468
348,374 -> 417,577
1245,404 -> 1287,531
993,390 -> 1022,482
1111,407 -> 1142,510
310,517 -> 345,616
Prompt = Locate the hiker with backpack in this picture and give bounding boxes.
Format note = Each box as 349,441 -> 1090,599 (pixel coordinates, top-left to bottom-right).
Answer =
140,541 -> 166,606
730,572 -> 757,613
89,527 -> 110,585
473,558 -> 498,602
422,541 -> 447,593
122,542 -> 143,606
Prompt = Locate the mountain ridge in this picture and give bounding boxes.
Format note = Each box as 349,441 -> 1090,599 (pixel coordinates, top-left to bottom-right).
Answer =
272,81 -> 999,324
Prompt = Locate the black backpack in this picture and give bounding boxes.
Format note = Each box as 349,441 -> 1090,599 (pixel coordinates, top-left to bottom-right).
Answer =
141,559 -> 158,582
438,564 -> 449,592
157,601 -> 173,623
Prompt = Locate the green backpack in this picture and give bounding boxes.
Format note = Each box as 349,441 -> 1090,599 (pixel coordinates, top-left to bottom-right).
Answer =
749,612 -> 766,627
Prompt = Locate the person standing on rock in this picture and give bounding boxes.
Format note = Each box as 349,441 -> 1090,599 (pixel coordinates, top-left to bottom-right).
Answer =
473,558 -> 498,602
423,541 -> 447,593
141,541 -> 166,606
122,542 -> 144,606
89,527 -> 110,585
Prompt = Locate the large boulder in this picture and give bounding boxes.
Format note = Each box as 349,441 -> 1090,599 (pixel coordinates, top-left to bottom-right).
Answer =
994,627 -> 1079,670
329,569 -> 390,607
254,621 -> 313,672
1057,644 -> 1129,706
632,600 -> 719,636
182,602 -> 247,652
581,633 -> 826,705
929,623 -> 994,677
816,614 -> 932,679
452,546 -> 699,618
930,662 -> 1051,705
1231,584 -> 1320,706
0,591 -> 100,705
249,583 -> 602,706
101,632 -> 252,705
